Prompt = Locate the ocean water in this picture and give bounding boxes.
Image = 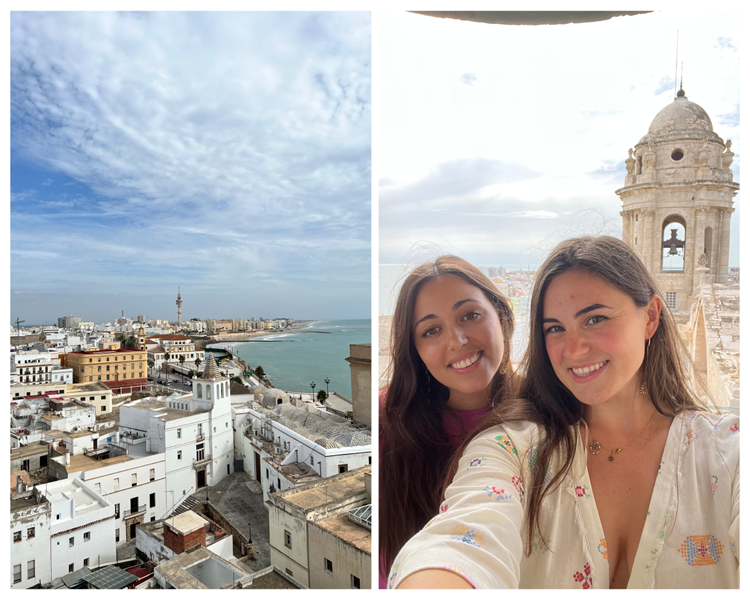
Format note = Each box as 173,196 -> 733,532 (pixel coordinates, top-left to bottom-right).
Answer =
212,320 -> 371,399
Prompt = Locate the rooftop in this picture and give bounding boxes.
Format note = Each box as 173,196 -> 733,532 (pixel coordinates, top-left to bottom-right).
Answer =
276,467 -> 370,513
315,512 -> 371,554
11,441 -> 49,459
155,546 -> 249,589
45,478 -> 107,517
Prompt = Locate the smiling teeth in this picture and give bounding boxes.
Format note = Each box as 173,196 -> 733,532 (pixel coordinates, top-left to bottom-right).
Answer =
451,353 -> 480,370
571,361 -> 607,377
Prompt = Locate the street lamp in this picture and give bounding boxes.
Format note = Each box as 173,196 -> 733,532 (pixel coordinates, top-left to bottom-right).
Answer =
324,377 -> 330,395
310,381 -> 316,400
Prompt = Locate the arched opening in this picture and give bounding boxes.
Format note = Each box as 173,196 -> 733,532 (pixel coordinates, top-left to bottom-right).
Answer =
704,226 -> 713,269
661,216 -> 686,272
197,384 -> 202,399
207,386 -> 211,400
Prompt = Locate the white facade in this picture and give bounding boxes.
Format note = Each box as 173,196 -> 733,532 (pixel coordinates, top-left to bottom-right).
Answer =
116,368 -> 234,524
51,367 -> 73,384
234,405 -> 372,503
43,478 -> 117,579
10,489 -> 52,589
13,351 -> 55,385
70,453 -> 168,545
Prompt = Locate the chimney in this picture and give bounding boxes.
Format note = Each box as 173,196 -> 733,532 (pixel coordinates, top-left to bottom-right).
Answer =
16,475 -> 25,494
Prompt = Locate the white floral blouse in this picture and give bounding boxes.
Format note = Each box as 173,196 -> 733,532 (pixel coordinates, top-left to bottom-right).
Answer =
388,411 -> 739,589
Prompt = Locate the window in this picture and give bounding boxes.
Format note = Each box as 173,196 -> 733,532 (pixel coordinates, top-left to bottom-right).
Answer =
69,564 -> 74,573
150,492 -> 156,508
338,464 -> 348,474
150,468 -> 155,481
27,527 -> 35,539
83,558 -> 89,567
351,574 -> 361,589
100,405 -> 105,412
324,558 -> 333,574
84,532 -> 90,542
368,457 -> 372,465
666,291 -> 677,310
177,450 -> 182,460
13,531 -> 21,543
116,529 -> 120,542
227,464 -> 230,475
177,428 -> 182,439
114,478 -> 119,491
132,473 -> 137,487
151,516 -> 156,522
13,564 -> 21,584
196,443 -> 205,461
115,503 -> 120,518
284,530 -> 292,549
28,560 -> 35,580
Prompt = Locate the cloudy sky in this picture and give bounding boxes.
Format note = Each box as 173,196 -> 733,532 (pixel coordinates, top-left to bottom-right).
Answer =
379,11 -> 740,278
10,12 -> 371,325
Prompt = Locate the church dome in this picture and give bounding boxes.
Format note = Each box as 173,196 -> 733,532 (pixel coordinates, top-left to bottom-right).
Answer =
647,91 -> 714,136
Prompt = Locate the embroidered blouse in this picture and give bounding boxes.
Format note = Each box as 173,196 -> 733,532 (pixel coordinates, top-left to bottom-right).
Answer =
388,411 -> 739,589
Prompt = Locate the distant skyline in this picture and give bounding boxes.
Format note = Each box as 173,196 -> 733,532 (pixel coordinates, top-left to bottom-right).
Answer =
11,12 -> 371,325
379,11 -> 740,270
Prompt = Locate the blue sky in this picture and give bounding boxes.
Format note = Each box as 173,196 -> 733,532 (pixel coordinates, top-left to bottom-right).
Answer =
10,12 -> 371,325
379,11 -> 740,270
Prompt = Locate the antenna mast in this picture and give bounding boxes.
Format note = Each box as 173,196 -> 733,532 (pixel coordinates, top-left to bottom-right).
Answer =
674,30 -> 679,98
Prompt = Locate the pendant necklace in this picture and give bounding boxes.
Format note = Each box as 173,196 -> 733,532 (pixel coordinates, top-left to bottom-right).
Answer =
588,407 -> 658,462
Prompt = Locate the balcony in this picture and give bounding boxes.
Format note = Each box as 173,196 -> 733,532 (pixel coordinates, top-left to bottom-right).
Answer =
123,504 -> 146,518
196,433 -> 205,442
193,454 -> 211,468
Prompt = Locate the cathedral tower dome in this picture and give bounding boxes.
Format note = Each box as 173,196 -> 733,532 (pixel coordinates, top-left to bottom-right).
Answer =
647,91 -> 716,138
616,88 -> 738,323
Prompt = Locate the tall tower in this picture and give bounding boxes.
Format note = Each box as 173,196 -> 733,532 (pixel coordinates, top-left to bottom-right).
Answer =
616,88 -> 738,323
176,287 -> 183,328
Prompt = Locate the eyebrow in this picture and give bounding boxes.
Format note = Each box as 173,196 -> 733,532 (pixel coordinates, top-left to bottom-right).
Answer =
542,303 -> 612,324
413,298 -> 478,329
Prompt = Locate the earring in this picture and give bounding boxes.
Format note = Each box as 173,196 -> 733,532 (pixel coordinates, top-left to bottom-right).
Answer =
640,337 -> 651,396
499,363 -> 508,375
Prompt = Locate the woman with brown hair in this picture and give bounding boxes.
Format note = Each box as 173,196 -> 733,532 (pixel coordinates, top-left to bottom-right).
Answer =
379,255 -> 516,587
390,236 -> 739,589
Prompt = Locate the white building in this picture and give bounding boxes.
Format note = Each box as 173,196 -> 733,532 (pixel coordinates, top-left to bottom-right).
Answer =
19,478 -> 117,587
51,367 -> 74,385
234,392 -> 372,503
10,483 -> 52,589
12,351 -> 55,385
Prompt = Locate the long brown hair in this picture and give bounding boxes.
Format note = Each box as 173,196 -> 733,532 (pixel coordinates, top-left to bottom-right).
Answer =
380,255 -> 515,576
445,236 -> 707,554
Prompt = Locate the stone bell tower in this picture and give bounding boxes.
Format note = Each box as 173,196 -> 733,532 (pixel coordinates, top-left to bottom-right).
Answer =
616,87 -> 738,323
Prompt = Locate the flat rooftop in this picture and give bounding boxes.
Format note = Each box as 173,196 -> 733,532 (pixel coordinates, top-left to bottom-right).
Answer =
46,480 -> 107,516
125,399 -> 203,422
278,468 -> 369,512
67,452 -> 133,473
11,441 -> 49,459
315,512 -> 371,554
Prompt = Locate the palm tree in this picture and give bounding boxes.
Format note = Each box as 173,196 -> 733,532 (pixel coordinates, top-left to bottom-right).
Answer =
163,352 -> 171,379
147,359 -> 154,376
179,355 -> 186,382
195,356 -> 202,371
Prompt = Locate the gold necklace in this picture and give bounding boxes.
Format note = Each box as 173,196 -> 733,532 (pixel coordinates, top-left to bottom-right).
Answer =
588,408 -> 658,462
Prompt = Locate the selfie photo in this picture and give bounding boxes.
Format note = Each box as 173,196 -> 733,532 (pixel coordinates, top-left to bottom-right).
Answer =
378,11 -> 739,589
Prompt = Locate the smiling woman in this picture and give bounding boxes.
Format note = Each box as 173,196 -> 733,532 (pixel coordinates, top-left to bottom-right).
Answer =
379,256 -> 515,587
390,237 -> 739,589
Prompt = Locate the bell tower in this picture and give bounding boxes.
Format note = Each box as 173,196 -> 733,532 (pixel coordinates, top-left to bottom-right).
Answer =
616,88 -> 738,322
